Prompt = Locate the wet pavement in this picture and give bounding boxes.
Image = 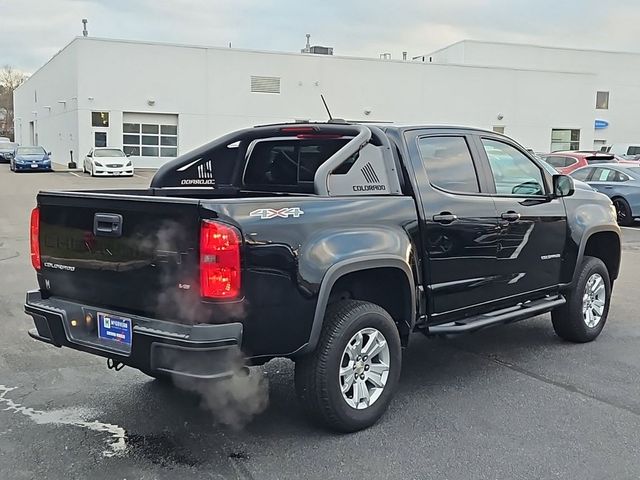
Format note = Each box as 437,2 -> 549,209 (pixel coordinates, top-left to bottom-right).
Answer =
1,168 -> 640,479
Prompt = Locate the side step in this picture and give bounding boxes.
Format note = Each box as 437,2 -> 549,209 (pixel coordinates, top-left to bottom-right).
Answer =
427,295 -> 566,335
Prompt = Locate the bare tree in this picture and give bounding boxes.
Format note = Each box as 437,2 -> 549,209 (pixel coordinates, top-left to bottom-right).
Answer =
0,65 -> 28,140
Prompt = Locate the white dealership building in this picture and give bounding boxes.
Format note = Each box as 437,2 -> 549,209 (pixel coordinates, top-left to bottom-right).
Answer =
14,37 -> 640,168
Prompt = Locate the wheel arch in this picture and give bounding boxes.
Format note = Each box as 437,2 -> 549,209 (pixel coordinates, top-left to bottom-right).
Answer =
575,228 -> 621,284
296,256 -> 416,355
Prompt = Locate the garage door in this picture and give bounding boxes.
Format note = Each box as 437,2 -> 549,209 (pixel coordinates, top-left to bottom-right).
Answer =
122,113 -> 178,167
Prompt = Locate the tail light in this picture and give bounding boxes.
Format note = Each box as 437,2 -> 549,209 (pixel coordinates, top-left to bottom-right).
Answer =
200,220 -> 241,299
30,207 -> 41,270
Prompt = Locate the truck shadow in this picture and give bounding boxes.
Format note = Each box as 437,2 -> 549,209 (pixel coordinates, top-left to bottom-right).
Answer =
106,315 -> 570,468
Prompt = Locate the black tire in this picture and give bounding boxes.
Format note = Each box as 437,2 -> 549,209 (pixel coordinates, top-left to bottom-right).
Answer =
294,300 -> 402,432
82,162 -> 86,174
612,197 -> 633,226
552,256 -> 611,343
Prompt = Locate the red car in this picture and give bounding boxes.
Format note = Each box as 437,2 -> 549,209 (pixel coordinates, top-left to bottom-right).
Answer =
541,151 -> 622,174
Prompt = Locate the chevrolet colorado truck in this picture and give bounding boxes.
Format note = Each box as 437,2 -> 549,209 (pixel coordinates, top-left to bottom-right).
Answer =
25,123 -> 621,432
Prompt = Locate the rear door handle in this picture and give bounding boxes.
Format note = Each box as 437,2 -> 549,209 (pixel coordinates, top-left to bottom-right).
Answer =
94,213 -> 123,237
500,211 -> 521,222
433,213 -> 458,224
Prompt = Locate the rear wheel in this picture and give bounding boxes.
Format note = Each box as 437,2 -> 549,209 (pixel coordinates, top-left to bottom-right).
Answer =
295,300 -> 402,432
613,197 -> 633,226
552,256 -> 611,343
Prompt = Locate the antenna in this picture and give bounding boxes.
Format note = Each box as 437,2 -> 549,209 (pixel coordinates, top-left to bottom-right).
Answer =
320,94 -> 333,121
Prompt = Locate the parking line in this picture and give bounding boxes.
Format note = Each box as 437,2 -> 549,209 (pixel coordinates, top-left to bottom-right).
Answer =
68,172 -> 82,178
133,173 -> 145,178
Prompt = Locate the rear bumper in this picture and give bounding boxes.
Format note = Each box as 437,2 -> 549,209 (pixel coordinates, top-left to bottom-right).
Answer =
25,290 -> 243,380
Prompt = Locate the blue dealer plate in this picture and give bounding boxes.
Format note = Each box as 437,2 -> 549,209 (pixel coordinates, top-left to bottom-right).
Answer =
97,312 -> 132,346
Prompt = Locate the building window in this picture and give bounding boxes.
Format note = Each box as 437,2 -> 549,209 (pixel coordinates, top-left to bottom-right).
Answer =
92,112 -> 109,127
551,129 -> 580,152
94,132 -> 107,147
492,126 -> 505,134
596,91 -> 609,110
250,76 -> 281,94
123,122 -> 177,157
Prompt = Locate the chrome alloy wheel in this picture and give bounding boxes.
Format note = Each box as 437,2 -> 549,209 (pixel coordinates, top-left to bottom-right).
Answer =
339,327 -> 390,410
582,273 -> 606,328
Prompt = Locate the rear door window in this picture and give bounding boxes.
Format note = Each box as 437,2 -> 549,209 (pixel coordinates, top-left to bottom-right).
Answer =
591,168 -> 614,182
417,136 -> 480,194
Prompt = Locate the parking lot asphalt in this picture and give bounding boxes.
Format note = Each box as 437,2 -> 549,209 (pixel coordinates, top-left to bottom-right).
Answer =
1,167 -> 640,480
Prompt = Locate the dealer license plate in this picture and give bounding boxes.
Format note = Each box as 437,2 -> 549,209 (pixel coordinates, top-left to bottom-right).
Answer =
97,312 -> 132,346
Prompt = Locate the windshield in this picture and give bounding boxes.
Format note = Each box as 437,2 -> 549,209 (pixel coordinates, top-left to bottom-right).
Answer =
16,147 -> 46,155
94,149 -> 126,158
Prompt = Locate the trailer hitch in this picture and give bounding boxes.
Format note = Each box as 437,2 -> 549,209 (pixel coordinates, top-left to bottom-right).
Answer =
107,358 -> 125,371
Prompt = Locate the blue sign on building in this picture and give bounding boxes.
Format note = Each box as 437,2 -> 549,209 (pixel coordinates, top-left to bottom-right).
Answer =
595,119 -> 609,129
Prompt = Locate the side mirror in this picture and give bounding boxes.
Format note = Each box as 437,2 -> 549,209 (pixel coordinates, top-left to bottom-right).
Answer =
126,153 -> 131,157
553,174 -> 575,198
47,151 -> 52,156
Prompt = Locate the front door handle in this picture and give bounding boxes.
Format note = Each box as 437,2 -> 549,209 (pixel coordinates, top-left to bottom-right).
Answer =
501,211 -> 521,222
433,213 -> 458,224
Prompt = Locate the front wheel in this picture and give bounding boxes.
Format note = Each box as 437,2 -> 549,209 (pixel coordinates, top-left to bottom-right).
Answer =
295,300 -> 402,432
613,197 -> 633,226
552,256 -> 611,343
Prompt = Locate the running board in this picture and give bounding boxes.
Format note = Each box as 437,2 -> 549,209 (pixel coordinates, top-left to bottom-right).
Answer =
427,295 -> 566,335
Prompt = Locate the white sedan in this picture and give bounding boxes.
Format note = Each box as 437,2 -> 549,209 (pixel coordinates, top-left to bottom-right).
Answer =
83,147 -> 134,177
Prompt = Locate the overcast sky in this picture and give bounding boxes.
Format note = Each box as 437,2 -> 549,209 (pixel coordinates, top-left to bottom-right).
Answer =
4,0 -> 640,73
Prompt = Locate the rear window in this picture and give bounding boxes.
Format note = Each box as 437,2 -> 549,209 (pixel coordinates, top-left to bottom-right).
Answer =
586,155 -> 615,164
243,138 -> 349,190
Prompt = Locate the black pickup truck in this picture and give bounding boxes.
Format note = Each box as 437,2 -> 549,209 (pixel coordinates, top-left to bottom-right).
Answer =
26,123 -> 621,431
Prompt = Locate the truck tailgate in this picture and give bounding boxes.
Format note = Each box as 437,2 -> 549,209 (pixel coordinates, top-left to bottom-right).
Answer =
37,191 -> 202,323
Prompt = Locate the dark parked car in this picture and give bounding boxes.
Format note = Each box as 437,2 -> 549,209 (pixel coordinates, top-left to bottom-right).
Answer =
571,163 -> 640,225
10,146 -> 53,172
0,141 -> 18,163
25,123 -> 621,432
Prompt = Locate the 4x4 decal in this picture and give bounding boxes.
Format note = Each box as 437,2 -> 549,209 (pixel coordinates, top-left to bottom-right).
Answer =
249,207 -> 305,219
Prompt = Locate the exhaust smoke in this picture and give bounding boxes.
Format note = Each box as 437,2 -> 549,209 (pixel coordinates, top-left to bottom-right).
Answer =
170,354 -> 269,430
